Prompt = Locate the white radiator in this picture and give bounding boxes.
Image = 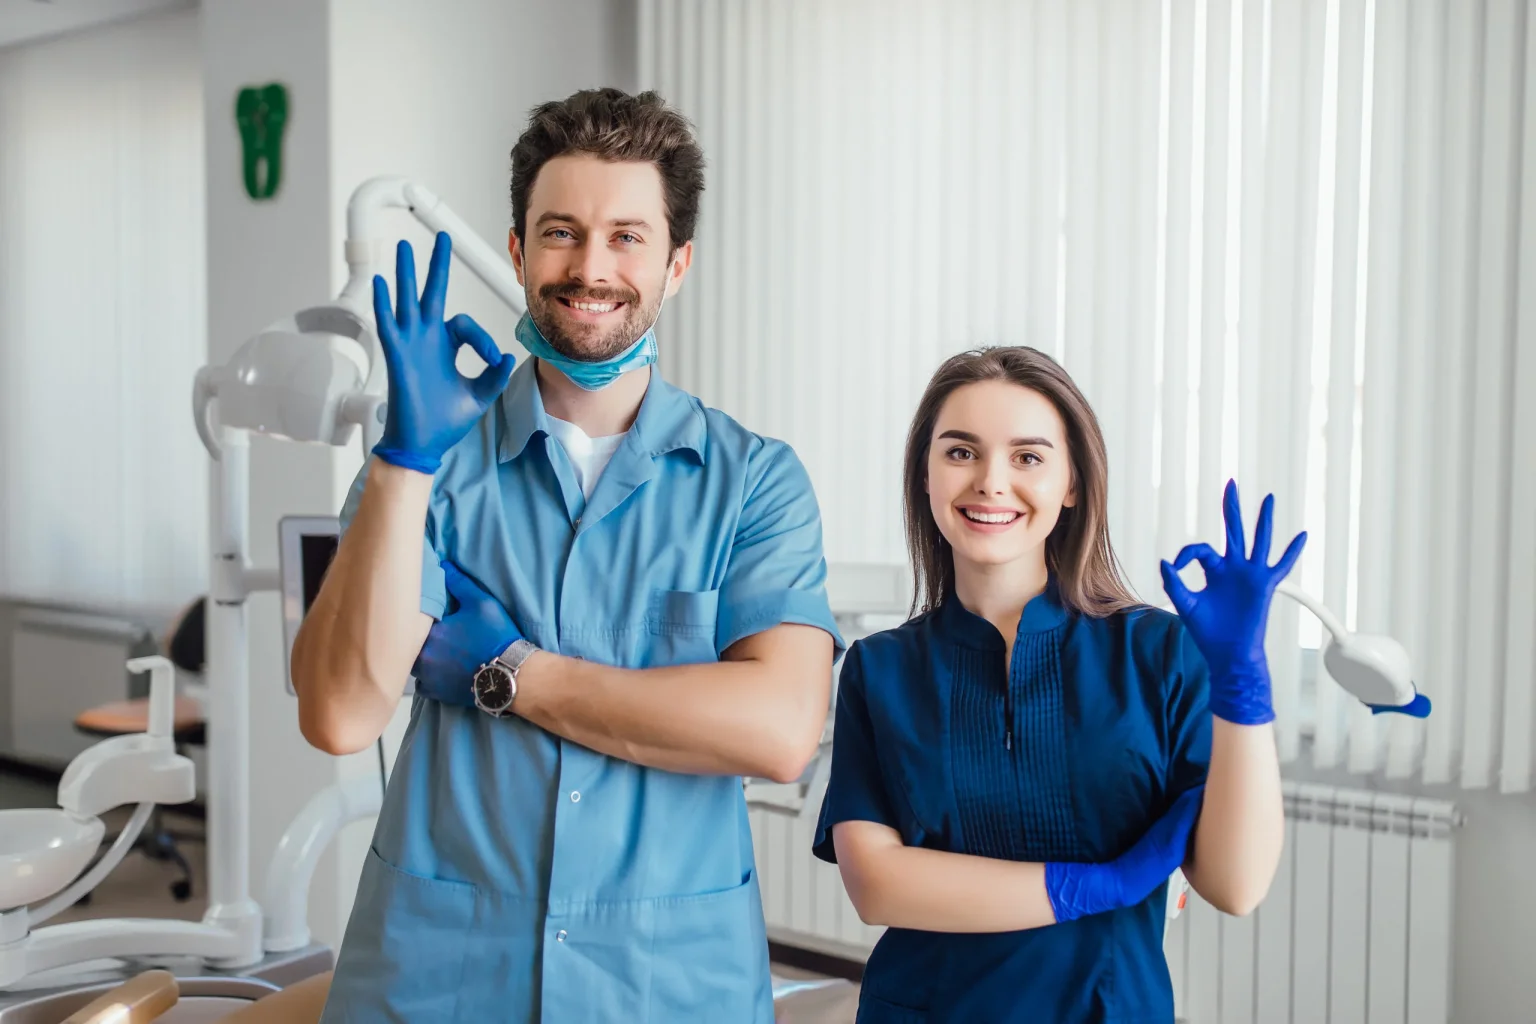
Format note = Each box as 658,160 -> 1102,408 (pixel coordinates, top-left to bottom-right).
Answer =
750,777 -> 1459,1024
750,785 -> 884,960
748,597 -> 903,958
1168,783 -> 1460,1024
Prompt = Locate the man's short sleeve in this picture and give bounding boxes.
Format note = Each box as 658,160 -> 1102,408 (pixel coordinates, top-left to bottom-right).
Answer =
812,643 -> 900,863
339,458 -> 447,621
714,442 -> 845,656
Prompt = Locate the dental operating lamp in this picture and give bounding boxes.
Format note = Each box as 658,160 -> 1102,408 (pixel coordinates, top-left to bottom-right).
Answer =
0,178 -> 528,988
1274,581 -> 1431,717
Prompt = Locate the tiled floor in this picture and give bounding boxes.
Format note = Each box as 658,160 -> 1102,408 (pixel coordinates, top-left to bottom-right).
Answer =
2,767 -> 861,1021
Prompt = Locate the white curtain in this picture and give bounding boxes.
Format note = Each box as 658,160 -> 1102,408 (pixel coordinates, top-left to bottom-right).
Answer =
641,0 -> 1536,791
0,8 -> 207,621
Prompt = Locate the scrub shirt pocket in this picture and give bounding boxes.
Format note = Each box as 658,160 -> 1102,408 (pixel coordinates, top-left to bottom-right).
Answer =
324,847 -> 475,1022
645,588 -> 721,666
647,870 -> 768,1021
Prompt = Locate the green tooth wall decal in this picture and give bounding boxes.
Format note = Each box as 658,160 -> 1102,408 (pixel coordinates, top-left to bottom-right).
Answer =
235,83 -> 289,201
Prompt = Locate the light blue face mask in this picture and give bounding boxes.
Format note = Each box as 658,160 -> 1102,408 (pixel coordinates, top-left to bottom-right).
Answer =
515,257 -> 671,392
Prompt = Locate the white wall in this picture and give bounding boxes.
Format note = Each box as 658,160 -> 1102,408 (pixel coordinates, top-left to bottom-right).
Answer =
329,0 -> 638,354
202,0 -> 635,951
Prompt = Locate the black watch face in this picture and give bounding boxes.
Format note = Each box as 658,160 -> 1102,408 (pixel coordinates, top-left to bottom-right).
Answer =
476,665 -> 513,710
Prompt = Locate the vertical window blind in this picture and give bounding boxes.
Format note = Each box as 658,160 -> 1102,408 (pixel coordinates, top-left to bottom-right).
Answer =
641,0 -> 1536,791
0,9 -> 207,621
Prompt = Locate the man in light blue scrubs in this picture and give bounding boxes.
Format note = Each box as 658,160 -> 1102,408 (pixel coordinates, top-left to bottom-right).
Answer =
292,89 -> 842,1022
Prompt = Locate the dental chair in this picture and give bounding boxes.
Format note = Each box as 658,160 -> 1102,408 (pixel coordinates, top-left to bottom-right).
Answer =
70,599 -> 208,904
0,969 -> 332,1023
13,967 -> 842,1023
71,696 -> 205,903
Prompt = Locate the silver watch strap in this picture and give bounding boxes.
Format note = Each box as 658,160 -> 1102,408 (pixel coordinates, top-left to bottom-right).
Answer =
495,638 -> 539,676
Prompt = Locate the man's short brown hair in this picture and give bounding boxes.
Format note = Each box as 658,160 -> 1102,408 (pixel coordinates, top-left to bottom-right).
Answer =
510,88 -> 705,253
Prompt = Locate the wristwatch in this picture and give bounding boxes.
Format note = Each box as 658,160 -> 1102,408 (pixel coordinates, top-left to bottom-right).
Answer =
472,639 -> 539,718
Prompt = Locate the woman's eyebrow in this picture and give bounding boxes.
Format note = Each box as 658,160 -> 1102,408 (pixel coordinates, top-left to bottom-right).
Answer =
937,429 -> 1055,448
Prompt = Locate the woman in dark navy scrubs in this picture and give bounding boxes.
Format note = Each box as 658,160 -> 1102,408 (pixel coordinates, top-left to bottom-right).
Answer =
815,347 -> 1304,1023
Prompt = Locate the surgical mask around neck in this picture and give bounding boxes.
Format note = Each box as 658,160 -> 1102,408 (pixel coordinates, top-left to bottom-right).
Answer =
517,256 -> 672,392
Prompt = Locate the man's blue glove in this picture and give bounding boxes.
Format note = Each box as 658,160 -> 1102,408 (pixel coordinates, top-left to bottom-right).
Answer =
372,232 -> 516,475
411,561 -> 524,708
1159,480 -> 1307,726
1045,785 -> 1205,923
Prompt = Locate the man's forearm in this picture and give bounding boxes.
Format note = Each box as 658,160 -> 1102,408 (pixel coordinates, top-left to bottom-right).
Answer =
293,460 -> 434,755
833,822 -> 1056,932
1183,718 -> 1284,916
510,625 -> 833,780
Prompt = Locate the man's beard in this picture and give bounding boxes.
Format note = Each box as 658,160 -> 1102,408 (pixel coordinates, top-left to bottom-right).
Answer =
526,281 -> 663,363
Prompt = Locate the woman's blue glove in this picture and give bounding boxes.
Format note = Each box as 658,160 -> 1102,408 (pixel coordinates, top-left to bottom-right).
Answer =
1159,480 -> 1307,726
1045,785 -> 1205,923
411,561 -> 525,708
372,232 -> 517,475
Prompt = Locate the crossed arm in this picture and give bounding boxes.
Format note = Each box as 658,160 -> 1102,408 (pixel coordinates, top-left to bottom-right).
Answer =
512,625 -> 833,781
292,461 -> 834,782
831,731 -> 1274,934
832,822 -> 1062,932
832,739 -> 1276,931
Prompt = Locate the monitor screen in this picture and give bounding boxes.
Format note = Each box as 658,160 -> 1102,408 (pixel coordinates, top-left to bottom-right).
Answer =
299,532 -> 337,617
277,514 -> 417,697
278,516 -> 341,696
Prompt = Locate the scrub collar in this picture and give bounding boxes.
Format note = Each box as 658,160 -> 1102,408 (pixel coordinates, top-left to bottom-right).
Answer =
937,575 -> 1069,652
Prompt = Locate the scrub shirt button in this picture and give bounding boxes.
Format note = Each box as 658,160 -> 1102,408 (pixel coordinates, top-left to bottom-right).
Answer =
570,790 -> 581,803
555,929 -> 568,943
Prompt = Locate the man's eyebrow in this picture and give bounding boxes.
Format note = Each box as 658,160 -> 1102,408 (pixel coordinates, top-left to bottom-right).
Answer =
533,213 -> 656,233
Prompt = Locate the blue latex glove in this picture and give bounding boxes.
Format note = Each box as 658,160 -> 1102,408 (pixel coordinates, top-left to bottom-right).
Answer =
1045,784 -> 1206,923
411,561 -> 525,708
1159,480 -> 1307,726
372,232 -> 516,475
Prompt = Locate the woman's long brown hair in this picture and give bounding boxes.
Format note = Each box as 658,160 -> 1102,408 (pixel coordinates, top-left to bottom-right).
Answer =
902,346 -> 1142,618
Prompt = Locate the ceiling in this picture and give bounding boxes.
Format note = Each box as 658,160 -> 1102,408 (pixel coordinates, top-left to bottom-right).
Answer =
0,0 -> 194,52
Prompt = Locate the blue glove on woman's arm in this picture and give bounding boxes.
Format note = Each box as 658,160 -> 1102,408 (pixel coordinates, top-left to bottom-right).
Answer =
1045,785 -> 1206,922
411,562 -> 525,708
372,232 -> 516,475
1159,480 -> 1307,726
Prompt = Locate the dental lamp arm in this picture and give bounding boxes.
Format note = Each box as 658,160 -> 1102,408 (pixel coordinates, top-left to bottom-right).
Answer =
397,183 -> 525,312
1275,580 -> 1348,642
338,178 -> 524,396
